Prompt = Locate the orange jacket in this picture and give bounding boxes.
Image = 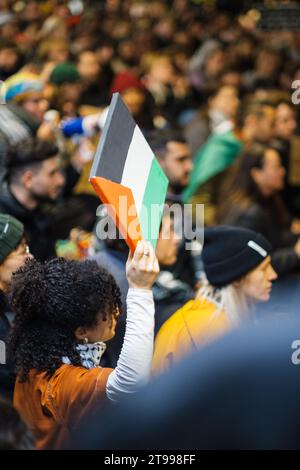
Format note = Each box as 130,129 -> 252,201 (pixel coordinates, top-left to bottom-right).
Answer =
152,297 -> 232,375
14,364 -> 113,449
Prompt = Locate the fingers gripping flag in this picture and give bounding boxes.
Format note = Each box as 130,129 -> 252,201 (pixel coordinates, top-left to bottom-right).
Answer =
89,93 -> 169,252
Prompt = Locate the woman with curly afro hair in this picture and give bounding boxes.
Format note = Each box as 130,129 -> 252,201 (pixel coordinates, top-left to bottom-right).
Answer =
10,240 -> 159,450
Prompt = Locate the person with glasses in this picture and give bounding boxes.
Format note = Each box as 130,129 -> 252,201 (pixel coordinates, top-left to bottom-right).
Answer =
0,214 -> 31,401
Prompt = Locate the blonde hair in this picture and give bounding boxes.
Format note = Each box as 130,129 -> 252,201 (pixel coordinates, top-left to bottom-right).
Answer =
196,274 -> 253,326
140,52 -> 172,75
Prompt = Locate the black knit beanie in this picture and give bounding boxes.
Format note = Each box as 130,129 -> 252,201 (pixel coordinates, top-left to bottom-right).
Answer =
202,226 -> 272,288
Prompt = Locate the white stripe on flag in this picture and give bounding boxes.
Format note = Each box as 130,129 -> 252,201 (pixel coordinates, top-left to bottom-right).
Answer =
121,125 -> 154,215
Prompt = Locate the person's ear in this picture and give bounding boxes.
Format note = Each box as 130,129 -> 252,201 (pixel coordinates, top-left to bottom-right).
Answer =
0,265 -> 6,292
232,276 -> 245,288
75,326 -> 89,342
21,170 -> 34,191
250,167 -> 262,186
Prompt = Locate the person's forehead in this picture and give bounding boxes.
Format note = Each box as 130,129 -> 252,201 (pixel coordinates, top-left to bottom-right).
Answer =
217,85 -> 236,96
23,90 -> 44,101
259,255 -> 271,268
80,51 -> 96,61
153,58 -> 172,67
42,155 -> 60,170
264,148 -> 280,162
261,106 -> 275,120
0,47 -> 16,54
277,103 -> 295,118
166,141 -> 190,157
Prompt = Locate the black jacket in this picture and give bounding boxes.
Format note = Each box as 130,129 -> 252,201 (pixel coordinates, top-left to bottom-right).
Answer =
0,185 -> 57,261
0,292 -> 15,401
275,137 -> 300,218
0,174 -> 97,261
220,197 -> 300,276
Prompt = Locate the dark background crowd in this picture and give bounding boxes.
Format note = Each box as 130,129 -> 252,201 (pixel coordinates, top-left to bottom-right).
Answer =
1,0 -> 300,452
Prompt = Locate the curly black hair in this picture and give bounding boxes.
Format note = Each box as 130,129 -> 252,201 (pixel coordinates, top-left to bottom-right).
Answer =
8,257 -> 122,382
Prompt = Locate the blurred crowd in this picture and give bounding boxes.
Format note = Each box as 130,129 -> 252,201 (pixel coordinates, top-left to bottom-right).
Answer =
0,0 -> 300,452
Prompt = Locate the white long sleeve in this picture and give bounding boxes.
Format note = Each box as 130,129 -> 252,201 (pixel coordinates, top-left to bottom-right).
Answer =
106,287 -> 155,402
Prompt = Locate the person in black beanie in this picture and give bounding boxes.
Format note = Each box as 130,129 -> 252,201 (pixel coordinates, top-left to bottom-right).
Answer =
153,225 -> 277,374
0,214 -> 31,400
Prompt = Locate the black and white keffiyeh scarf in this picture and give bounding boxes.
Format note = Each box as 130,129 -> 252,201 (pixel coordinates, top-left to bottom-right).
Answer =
62,341 -> 107,369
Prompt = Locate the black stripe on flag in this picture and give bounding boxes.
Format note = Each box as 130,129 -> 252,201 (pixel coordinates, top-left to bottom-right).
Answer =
90,93 -> 136,183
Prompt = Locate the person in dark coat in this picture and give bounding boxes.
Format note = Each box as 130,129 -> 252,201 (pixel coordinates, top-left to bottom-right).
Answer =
273,99 -> 300,218
217,143 -> 300,277
0,139 -> 65,260
0,214 -> 31,401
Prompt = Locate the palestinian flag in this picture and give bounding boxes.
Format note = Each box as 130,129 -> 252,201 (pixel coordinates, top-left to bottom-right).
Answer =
89,93 -> 169,252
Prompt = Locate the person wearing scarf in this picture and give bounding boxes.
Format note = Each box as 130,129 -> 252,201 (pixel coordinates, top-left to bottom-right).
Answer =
10,240 -> 159,449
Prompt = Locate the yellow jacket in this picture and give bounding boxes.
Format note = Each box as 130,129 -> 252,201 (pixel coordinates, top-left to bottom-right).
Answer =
152,296 -> 232,375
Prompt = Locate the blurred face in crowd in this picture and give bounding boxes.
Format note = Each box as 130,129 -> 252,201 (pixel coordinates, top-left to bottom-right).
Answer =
0,238 -> 32,292
21,92 -> 49,122
1,22 -> 18,41
204,49 -> 225,77
237,37 -> 254,60
221,71 -> 241,89
77,51 -> 101,82
209,85 -> 239,119
96,45 -> 114,65
122,88 -> 145,116
148,57 -> 174,85
0,47 -> 18,75
274,103 -> 297,141
256,50 -> 280,77
118,40 -> 137,66
251,148 -> 286,196
158,141 -> 193,194
238,256 -> 277,302
48,43 -> 69,63
24,156 -> 65,202
58,83 -> 82,118
155,214 -> 180,266
249,106 -> 275,143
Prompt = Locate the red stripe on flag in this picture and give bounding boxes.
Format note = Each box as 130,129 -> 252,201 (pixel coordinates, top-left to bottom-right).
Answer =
89,176 -> 143,253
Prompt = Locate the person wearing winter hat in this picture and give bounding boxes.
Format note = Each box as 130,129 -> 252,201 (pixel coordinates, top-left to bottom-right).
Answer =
3,72 -> 48,122
49,62 -> 80,86
152,225 -> 277,375
0,214 -> 31,401
4,72 -> 43,102
0,214 -> 30,293
110,71 -> 145,96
